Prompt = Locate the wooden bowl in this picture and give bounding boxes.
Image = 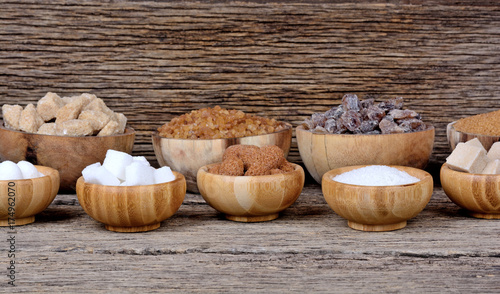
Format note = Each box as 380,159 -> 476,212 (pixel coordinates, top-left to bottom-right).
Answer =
152,123 -> 293,193
322,165 -> 433,231
76,172 -> 186,232
297,125 -> 435,183
0,166 -> 60,226
0,122 -> 135,191
440,163 -> 500,219
447,121 -> 500,151
197,163 -> 304,222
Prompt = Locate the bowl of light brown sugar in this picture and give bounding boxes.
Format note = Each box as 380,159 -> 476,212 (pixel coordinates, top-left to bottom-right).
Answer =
447,109 -> 500,151
152,106 -> 293,193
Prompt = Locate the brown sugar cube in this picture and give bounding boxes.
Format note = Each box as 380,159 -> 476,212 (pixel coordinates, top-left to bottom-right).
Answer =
487,142 -> 500,161
61,95 -> 79,105
79,93 -> 97,105
481,159 -> 500,174
113,112 -> 127,134
464,138 -> 486,152
78,110 -> 110,132
446,142 -> 489,173
36,92 -> 65,121
56,119 -> 93,136
55,97 -> 88,124
2,104 -> 23,130
19,103 -> 44,133
97,120 -> 120,136
37,123 -> 57,135
83,98 -> 114,117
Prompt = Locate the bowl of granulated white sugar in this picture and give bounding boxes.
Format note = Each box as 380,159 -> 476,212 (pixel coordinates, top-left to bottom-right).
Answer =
322,165 -> 433,232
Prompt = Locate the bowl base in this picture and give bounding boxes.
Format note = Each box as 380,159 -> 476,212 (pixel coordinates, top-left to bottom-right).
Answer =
0,216 -> 35,227
226,213 -> 279,222
105,223 -> 160,233
466,211 -> 500,219
347,220 -> 407,232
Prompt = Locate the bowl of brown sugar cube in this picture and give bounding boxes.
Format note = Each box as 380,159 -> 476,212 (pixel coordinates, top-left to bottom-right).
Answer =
441,111 -> 500,219
296,94 -> 435,183
0,92 -> 135,190
152,106 -> 293,193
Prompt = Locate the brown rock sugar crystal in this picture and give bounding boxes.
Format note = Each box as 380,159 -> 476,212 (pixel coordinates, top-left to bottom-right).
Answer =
157,106 -> 287,139
208,144 -> 294,176
454,110 -> 500,136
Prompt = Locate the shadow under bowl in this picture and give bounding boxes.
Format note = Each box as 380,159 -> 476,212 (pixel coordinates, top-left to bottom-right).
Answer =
197,163 -> 305,222
152,123 -> 293,193
322,165 -> 434,232
0,122 -> 135,191
0,166 -> 60,226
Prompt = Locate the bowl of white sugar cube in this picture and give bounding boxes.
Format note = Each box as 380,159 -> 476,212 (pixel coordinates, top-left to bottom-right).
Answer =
441,138 -> 500,219
76,150 -> 186,232
0,161 -> 60,226
322,165 -> 433,232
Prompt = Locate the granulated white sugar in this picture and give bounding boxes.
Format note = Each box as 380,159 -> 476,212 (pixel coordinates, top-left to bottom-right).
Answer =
332,165 -> 420,186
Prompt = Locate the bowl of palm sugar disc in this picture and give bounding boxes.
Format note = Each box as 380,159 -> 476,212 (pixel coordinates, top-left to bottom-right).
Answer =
447,110 -> 500,152
197,144 -> 305,222
296,94 -> 435,184
153,106 -> 292,193
0,92 -> 135,191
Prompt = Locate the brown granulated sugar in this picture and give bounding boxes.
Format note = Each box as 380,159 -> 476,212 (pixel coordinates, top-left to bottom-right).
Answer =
454,110 -> 500,136
157,106 -> 286,139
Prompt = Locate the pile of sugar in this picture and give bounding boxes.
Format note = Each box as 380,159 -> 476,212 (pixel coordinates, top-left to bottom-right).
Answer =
333,165 -> 420,186
82,149 -> 175,186
0,160 -> 44,180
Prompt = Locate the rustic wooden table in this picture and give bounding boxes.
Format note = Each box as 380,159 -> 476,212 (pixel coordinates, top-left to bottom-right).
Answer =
6,182 -> 499,293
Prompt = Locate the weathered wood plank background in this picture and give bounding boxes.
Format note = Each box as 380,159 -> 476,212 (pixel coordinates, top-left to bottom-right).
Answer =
1,0 -> 500,170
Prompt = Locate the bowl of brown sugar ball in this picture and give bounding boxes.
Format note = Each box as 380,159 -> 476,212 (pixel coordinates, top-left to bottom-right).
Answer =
296,94 -> 435,183
153,106 -> 293,193
0,92 -> 135,190
197,144 -> 305,222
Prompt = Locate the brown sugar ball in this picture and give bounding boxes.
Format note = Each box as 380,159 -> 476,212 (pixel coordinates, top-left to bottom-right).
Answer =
218,157 -> 245,176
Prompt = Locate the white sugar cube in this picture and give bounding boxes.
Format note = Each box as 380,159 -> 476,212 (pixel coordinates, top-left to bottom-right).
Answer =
17,160 -> 42,179
0,161 -> 24,180
102,149 -> 133,181
154,166 -> 176,184
125,162 -> 155,186
84,166 -> 120,186
82,162 -> 101,181
132,156 -> 150,166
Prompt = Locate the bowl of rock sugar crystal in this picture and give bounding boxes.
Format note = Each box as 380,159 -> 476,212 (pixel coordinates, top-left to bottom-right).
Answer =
322,165 -> 433,232
76,150 -> 186,233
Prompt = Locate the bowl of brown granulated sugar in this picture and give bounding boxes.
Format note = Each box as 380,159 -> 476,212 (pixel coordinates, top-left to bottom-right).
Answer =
152,106 -> 292,193
448,109 -> 500,151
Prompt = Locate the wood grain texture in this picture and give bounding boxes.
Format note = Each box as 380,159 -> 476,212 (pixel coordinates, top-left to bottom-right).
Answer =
75,172 -> 186,232
322,165 -> 434,231
1,1 -> 500,174
197,163 -> 304,222
1,185 -> 499,292
297,125 -> 435,183
441,163 -> 500,219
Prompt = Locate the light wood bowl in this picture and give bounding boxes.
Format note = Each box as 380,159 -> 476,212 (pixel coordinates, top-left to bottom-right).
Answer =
0,166 -> 60,226
197,163 -> 305,222
296,125 -> 435,183
322,165 -> 433,231
76,172 -> 186,232
0,122 -> 135,191
447,121 -> 500,151
152,123 -> 293,193
440,163 -> 500,219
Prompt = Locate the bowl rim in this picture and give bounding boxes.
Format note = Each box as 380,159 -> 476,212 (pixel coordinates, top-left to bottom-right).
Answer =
296,123 -> 434,136
441,162 -> 500,177
198,162 -> 303,179
0,120 -> 135,138
0,165 -> 59,183
322,164 -> 432,188
76,170 -> 185,188
152,122 -> 293,141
